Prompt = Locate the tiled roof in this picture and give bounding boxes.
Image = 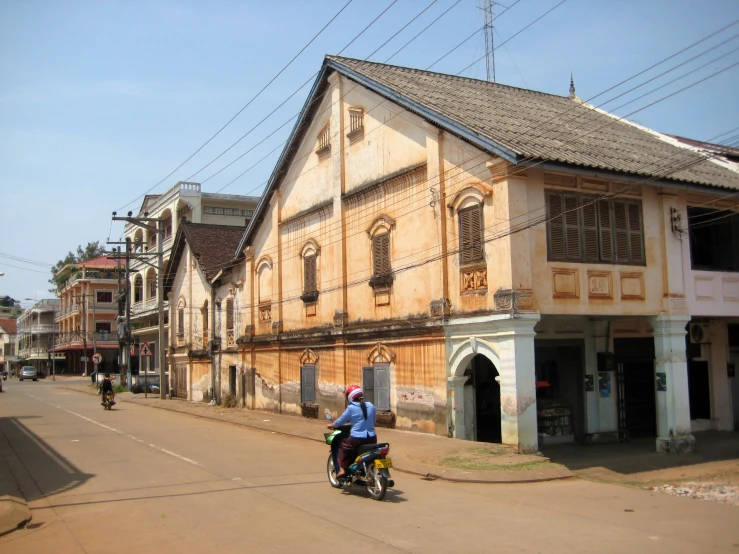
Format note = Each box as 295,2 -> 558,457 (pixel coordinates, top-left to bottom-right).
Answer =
328,56 -> 739,190
180,223 -> 245,281
76,256 -> 118,268
0,319 -> 17,335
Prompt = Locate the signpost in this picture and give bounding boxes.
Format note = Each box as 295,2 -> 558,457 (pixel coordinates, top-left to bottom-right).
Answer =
139,342 -> 153,398
92,352 -> 103,365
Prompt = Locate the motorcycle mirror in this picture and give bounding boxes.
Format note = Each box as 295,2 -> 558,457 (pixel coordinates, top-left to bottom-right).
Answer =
324,413 -> 332,420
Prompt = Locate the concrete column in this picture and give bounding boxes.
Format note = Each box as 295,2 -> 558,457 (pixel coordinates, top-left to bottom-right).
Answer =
650,314 -> 695,453
498,316 -> 538,453
447,376 -> 468,440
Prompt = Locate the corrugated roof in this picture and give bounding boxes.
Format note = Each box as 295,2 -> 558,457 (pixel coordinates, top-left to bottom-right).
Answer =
327,56 -> 739,190
0,318 -> 17,335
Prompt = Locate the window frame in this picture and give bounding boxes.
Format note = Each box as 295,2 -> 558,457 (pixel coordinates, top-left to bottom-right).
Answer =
687,206 -> 739,272
300,364 -> 317,404
458,203 -> 485,266
362,363 -> 391,411
546,190 -> 646,266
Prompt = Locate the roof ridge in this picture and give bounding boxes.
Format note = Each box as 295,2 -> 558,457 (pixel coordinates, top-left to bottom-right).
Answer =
326,55 -> 569,100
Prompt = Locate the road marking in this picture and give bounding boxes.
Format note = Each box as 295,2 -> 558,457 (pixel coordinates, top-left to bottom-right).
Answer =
25,393 -> 200,466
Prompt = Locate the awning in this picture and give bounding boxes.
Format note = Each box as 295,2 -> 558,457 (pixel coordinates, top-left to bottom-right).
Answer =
52,344 -> 120,352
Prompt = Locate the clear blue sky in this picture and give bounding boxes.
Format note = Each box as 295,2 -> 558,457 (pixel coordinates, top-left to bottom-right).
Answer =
1,0 -> 738,305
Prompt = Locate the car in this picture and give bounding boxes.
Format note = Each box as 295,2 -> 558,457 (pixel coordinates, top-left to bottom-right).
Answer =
19,366 -> 37,382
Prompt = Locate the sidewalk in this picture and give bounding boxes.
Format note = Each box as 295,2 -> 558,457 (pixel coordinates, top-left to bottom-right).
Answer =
64,379 -> 572,484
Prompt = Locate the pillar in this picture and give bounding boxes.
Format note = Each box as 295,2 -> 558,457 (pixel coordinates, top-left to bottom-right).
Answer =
650,314 -> 695,453
497,316 -> 539,453
447,376 -> 468,440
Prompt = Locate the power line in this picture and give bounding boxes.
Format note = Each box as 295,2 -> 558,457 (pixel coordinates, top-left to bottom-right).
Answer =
0,252 -> 53,268
115,0 -> 356,212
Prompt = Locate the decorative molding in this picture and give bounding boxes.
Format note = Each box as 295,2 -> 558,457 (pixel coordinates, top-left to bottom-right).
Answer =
374,289 -> 390,306
552,268 -> 579,299
300,238 -> 321,258
367,342 -> 395,364
587,270 -> 613,299
305,303 -> 317,317
461,266 -> 487,293
255,255 -> 273,274
620,271 -> 645,300
486,158 -> 526,183
447,183 -> 492,212
258,303 -> 272,323
694,275 -> 715,300
333,310 -> 348,328
494,288 -> 535,312
429,298 -> 451,317
300,348 -> 319,365
722,277 -> 739,301
271,321 -> 283,335
367,214 -> 396,237
554,318 -> 584,334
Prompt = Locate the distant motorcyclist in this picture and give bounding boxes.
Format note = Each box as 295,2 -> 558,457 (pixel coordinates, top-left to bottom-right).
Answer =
327,385 -> 377,478
100,374 -> 115,406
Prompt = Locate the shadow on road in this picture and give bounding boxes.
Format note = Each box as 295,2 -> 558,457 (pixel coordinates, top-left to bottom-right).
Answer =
0,416 -> 93,501
541,430 -> 739,475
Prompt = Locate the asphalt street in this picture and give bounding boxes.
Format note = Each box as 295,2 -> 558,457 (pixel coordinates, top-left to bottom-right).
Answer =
1,379 -> 738,553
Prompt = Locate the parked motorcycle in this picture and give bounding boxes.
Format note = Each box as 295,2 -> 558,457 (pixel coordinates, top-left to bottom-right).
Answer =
101,391 -> 115,410
324,414 -> 394,501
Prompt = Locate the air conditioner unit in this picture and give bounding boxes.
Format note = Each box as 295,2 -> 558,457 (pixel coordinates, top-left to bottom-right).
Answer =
689,323 -> 710,344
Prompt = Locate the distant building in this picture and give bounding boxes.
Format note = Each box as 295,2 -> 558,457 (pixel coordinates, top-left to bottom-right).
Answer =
0,318 -> 18,375
123,181 -> 259,387
54,256 -> 122,375
17,300 -> 61,376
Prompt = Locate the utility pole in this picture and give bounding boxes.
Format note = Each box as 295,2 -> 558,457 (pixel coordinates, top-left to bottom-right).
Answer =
125,240 -> 132,391
81,293 -> 88,377
157,218 -> 166,399
482,0 -> 496,82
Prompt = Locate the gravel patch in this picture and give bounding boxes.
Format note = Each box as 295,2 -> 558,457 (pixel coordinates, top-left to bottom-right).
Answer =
650,483 -> 739,507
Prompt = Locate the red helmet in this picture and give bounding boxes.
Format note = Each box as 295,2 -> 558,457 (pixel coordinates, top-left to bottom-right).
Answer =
345,385 -> 364,402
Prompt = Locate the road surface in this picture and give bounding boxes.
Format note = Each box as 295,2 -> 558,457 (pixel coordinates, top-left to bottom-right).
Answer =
1,379 -> 737,553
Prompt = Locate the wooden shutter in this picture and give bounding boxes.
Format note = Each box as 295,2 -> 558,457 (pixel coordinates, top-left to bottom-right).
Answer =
304,254 -> 317,293
598,199 -> 614,261
613,201 -> 630,263
627,202 -> 644,263
564,194 -> 581,260
374,365 -> 391,411
178,308 -> 184,335
459,205 -> 483,264
547,192 -> 565,259
226,298 -> 234,330
372,233 -> 390,276
301,365 -> 316,403
362,366 -> 375,405
582,196 -> 599,261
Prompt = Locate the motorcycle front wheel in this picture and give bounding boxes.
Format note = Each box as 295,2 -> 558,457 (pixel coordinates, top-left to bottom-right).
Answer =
366,461 -> 387,501
326,454 -> 342,488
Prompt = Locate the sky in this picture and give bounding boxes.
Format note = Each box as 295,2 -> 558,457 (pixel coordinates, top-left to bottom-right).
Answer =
1,0 -> 738,307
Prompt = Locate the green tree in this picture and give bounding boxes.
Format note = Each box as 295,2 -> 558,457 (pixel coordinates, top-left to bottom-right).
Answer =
49,241 -> 107,292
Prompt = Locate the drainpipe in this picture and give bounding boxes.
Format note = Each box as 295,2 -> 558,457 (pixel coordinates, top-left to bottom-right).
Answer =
210,269 -> 223,405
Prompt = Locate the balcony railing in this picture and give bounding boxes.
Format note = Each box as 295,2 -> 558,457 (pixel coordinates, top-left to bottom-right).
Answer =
55,331 -> 120,347
26,324 -> 58,334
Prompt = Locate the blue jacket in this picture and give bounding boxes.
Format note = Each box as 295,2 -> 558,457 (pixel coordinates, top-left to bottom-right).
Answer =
333,401 -> 377,439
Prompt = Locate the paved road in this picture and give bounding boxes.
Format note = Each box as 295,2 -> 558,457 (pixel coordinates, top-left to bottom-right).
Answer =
1,379 -> 738,554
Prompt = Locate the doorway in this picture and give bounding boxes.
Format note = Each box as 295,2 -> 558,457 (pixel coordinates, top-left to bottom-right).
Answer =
229,365 -> 237,396
614,338 -> 657,438
468,354 -> 501,443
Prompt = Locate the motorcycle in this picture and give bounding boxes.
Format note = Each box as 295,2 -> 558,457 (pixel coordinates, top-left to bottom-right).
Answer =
101,391 -> 115,410
324,414 -> 394,501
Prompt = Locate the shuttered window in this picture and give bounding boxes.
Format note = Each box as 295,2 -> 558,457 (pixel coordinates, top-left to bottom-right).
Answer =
547,191 -> 644,265
226,298 -> 234,331
177,307 -> 184,336
362,364 -> 390,411
372,232 -> 391,276
301,365 -> 316,403
304,254 -> 317,293
459,204 -> 484,264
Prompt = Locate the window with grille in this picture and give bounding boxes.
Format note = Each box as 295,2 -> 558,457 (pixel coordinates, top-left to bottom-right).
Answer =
226,298 -> 234,331
546,191 -> 645,265
177,307 -> 184,337
148,279 -> 157,299
96,291 -> 113,303
347,108 -> 364,139
688,206 -> 739,271
303,254 -> 317,296
316,122 -> 330,154
458,204 -> 484,265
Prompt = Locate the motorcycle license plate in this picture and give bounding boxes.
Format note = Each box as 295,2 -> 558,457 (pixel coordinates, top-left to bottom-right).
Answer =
375,458 -> 392,469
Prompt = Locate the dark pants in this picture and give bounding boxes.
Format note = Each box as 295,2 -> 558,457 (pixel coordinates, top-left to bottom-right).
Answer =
339,435 -> 377,470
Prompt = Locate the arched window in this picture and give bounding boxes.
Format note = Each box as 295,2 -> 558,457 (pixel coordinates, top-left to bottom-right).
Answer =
202,300 -> 209,345
176,298 -> 186,339
133,274 -> 143,303
300,240 -> 320,304
146,268 -> 157,299
367,216 -> 395,290
161,209 -> 173,239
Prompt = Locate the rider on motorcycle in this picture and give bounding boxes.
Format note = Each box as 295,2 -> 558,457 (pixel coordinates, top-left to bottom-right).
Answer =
100,373 -> 115,405
327,385 -> 377,478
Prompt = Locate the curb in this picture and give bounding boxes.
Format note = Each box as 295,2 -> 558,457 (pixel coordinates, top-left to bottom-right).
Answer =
0,496 -> 31,538
61,385 -> 573,484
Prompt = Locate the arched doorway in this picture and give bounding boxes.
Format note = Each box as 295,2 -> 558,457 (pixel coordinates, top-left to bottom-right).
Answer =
466,354 -> 501,443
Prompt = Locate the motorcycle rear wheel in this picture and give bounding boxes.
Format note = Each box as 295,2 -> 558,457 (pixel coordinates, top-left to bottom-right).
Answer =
326,454 -> 342,488
366,461 -> 387,501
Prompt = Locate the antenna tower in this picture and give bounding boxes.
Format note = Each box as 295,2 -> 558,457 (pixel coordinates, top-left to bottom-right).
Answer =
482,0 -> 496,82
